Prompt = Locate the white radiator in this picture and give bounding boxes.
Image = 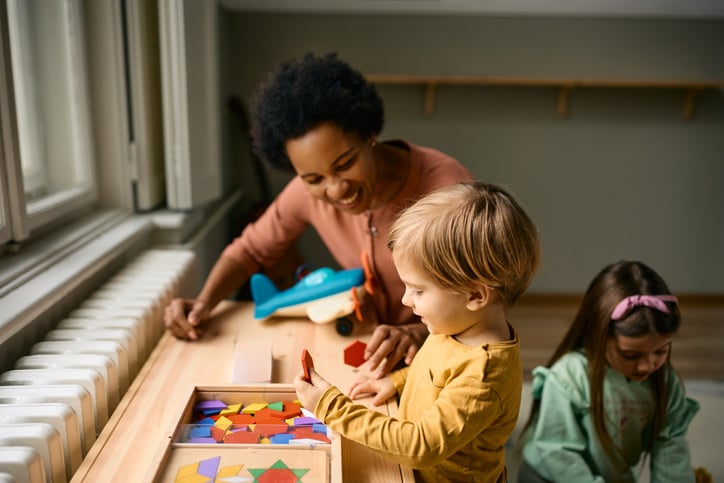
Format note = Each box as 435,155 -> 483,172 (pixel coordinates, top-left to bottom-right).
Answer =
0,249 -> 196,483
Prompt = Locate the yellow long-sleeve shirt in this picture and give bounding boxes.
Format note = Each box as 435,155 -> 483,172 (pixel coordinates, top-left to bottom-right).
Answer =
315,327 -> 522,482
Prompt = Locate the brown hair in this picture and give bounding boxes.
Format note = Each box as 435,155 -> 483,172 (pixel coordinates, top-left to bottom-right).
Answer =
522,260 -> 681,468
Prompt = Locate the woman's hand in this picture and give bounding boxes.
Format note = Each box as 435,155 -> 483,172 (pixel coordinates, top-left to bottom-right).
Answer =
163,298 -> 210,340
294,368 -> 332,412
348,375 -> 396,406
364,323 -> 428,378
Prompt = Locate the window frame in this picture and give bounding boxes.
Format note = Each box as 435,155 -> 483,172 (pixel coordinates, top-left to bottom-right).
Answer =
0,0 -> 97,245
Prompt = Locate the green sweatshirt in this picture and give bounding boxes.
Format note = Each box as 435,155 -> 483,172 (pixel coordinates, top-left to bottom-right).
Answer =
315,328 -> 522,482
521,351 -> 699,482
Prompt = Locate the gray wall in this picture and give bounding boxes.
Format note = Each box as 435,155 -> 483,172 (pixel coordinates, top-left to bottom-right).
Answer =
219,12 -> 724,294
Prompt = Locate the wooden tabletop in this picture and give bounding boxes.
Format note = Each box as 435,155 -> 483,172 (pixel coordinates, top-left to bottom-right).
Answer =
71,301 -> 414,482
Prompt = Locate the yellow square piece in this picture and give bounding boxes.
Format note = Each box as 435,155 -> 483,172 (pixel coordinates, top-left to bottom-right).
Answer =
241,402 -> 267,414
214,415 -> 233,431
219,403 -> 242,415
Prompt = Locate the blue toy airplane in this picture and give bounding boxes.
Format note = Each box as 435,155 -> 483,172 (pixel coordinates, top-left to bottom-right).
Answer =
251,266 -> 366,336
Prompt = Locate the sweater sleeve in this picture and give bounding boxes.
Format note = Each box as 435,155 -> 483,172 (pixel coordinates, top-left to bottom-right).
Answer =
649,372 -> 700,483
388,366 -> 409,394
522,365 -> 606,483
315,375 -> 502,468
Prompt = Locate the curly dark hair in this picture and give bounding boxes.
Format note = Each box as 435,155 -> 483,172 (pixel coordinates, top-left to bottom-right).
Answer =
249,52 -> 385,172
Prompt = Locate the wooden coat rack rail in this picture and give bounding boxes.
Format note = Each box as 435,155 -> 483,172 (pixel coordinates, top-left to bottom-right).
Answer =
365,74 -> 724,120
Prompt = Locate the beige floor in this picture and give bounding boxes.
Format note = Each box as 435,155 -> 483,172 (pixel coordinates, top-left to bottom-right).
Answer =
507,298 -> 724,482
510,298 -> 724,380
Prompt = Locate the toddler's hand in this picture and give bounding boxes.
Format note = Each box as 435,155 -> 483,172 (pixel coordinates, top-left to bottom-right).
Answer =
348,375 -> 396,406
293,368 -> 331,412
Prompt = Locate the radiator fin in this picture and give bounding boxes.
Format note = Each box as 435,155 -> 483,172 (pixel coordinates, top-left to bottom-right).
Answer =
0,249 -> 196,482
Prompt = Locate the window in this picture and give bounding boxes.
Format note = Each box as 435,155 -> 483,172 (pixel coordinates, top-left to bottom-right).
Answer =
0,0 -> 96,245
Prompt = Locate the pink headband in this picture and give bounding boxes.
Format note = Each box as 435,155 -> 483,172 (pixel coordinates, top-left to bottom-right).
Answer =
611,294 -> 678,320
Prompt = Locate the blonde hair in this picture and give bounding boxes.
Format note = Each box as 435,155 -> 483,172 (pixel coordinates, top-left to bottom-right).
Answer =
388,182 -> 540,307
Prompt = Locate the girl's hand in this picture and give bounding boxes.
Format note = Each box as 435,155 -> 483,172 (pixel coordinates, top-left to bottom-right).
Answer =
348,375 -> 396,406
293,368 -> 331,412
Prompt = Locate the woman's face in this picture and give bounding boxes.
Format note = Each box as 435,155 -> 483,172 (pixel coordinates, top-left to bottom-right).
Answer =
285,122 -> 378,214
605,332 -> 672,382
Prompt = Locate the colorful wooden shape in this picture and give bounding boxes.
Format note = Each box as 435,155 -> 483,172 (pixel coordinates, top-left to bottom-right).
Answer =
270,433 -> 295,444
210,426 -> 226,442
267,401 -> 283,411
266,401 -> 302,420
248,459 -> 310,483
188,426 -> 211,439
343,339 -> 367,367
219,403 -> 241,415
223,429 -> 260,444
293,416 -> 320,426
226,413 -> 254,425
193,400 -> 226,411
213,416 -> 233,431
301,349 -> 314,383
254,423 -> 291,438
184,437 -> 216,445
241,402 -> 268,414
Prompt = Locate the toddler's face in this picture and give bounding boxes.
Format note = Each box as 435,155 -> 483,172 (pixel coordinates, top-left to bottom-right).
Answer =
605,332 -> 672,382
394,256 -> 479,337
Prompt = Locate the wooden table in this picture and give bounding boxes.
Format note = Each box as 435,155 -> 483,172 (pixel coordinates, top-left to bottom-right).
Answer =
71,301 -> 414,482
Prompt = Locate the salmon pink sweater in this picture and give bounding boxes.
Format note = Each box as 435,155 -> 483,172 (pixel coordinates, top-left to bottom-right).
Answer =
222,140 -> 473,325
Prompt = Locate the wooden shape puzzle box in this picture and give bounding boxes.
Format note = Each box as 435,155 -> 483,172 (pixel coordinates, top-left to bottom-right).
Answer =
150,384 -> 342,483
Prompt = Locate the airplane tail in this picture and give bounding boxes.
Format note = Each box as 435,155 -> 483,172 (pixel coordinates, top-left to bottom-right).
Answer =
250,273 -> 279,307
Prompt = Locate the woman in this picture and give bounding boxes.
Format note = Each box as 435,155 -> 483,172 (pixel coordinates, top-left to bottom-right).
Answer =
164,52 -> 473,376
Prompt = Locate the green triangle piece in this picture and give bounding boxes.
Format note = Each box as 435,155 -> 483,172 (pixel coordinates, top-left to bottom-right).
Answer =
247,468 -> 265,478
292,468 -> 310,478
269,459 -> 288,469
268,401 -> 284,411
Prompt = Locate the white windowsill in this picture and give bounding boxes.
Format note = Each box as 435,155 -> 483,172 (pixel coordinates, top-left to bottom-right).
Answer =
0,209 -> 155,347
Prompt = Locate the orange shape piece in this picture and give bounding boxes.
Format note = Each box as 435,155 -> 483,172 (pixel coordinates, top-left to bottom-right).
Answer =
227,413 -> 255,425
290,426 -> 314,437
224,429 -> 261,444
254,423 -> 291,438
269,401 -> 302,420
344,339 -> 367,367
210,426 -> 226,442
254,408 -> 285,422
301,349 -> 314,382
300,432 -> 331,444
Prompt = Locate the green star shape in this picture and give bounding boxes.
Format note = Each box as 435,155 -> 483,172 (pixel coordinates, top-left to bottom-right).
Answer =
248,459 -> 310,482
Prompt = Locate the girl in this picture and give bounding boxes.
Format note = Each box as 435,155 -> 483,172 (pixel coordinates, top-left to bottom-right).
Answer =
295,182 -> 541,482
518,260 -> 700,482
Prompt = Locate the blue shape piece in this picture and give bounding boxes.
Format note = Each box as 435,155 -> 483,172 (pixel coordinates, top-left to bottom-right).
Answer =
196,417 -> 216,425
312,423 -> 328,434
186,437 -> 217,444
197,456 -> 221,478
251,267 -> 365,320
189,426 -> 212,439
270,433 -> 295,444
201,408 -> 222,416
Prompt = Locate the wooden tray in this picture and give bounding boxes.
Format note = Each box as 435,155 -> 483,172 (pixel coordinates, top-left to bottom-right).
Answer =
150,384 -> 342,483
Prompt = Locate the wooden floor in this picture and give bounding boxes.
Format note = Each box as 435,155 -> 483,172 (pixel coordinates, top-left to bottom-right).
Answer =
509,298 -> 724,381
